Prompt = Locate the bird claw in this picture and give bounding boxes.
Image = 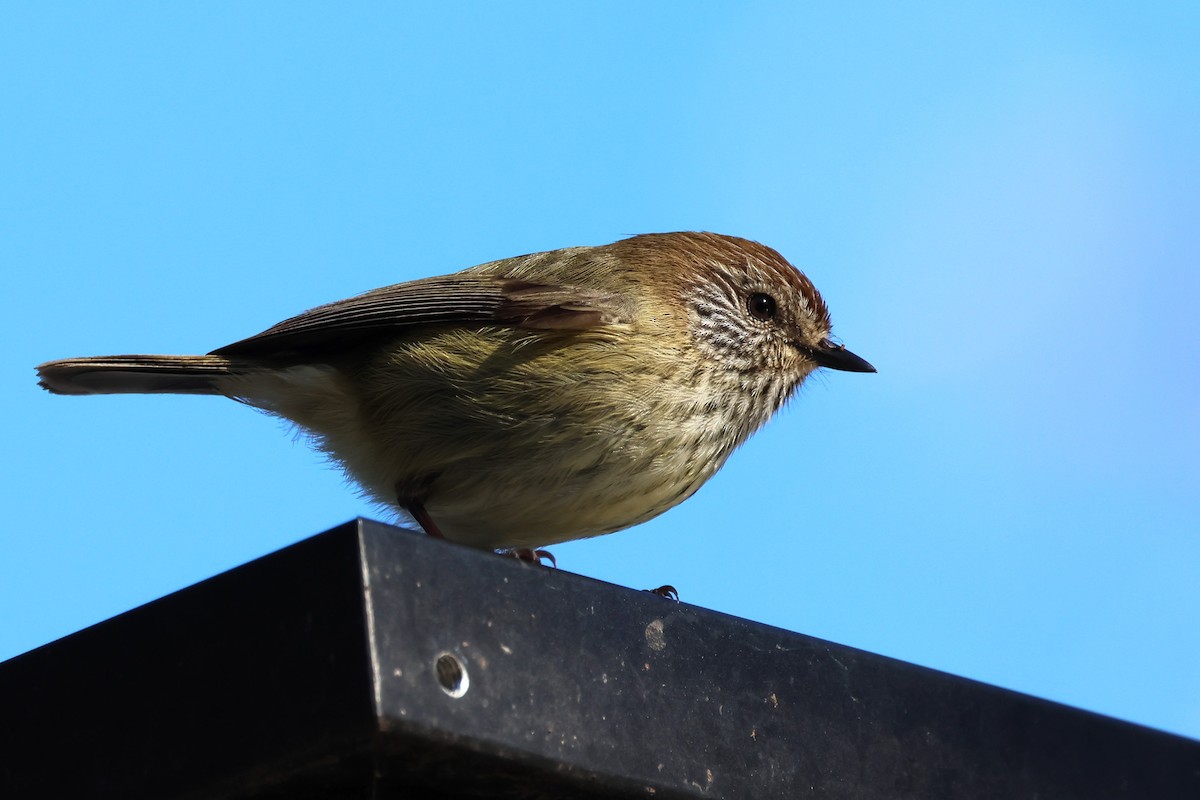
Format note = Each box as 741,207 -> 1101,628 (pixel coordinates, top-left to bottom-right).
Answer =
645,584 -> 679,601
506,548 -> 557,568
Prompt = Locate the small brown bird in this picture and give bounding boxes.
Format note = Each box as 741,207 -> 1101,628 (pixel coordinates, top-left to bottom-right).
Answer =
37,232 -> 874,550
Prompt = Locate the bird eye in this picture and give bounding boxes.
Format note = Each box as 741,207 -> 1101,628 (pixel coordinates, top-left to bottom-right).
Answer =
747,292 -> 777,321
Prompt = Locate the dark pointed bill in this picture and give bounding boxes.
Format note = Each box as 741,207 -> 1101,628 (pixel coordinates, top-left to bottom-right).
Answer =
807,340 -> 876,373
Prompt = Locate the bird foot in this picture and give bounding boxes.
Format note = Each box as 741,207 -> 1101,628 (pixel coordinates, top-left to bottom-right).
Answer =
644,585 -> 679,601
505,548 -> 557,568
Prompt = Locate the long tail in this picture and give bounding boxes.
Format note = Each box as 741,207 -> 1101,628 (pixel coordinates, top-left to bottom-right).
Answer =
36,355 -> 238,395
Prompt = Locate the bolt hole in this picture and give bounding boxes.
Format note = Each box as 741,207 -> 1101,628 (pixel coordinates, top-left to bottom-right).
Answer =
435,652 -> 469,698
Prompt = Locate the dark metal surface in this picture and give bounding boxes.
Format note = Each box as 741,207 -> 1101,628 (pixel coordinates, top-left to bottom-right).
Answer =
2,519 -> 1198,798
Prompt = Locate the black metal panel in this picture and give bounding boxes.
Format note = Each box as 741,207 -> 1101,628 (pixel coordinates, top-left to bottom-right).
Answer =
2,519 -> 1198,799
356,524 -> 1200,798
0,525 -> 378,799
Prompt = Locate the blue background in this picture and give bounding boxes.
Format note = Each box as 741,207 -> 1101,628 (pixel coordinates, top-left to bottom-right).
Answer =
3,3 -> 1198,739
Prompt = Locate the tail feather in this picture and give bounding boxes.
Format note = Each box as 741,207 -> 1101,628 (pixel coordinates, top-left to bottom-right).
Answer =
36,355 -> 236,396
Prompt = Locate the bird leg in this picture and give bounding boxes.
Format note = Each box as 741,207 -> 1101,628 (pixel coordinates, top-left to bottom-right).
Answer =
399,495 -> 445,539
395,475 -> 448,538
396,482 -> 557,568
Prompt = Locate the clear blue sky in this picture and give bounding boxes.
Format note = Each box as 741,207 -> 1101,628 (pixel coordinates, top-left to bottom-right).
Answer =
3,3 -> 1198,740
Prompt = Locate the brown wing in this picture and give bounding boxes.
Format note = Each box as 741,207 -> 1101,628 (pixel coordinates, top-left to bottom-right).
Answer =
210,273 -> 634,359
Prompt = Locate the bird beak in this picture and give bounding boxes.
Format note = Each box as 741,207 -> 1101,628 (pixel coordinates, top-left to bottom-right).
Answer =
807,340 -> 876,373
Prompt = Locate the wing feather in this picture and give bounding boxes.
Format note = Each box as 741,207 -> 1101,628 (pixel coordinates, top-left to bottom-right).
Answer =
211,274 -> 633,359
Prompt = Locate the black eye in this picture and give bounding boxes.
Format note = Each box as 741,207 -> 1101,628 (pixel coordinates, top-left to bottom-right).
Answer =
747,292 -> 777,321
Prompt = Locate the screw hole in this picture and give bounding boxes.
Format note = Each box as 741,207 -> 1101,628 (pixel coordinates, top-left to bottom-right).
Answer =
435,652 -> 469,698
